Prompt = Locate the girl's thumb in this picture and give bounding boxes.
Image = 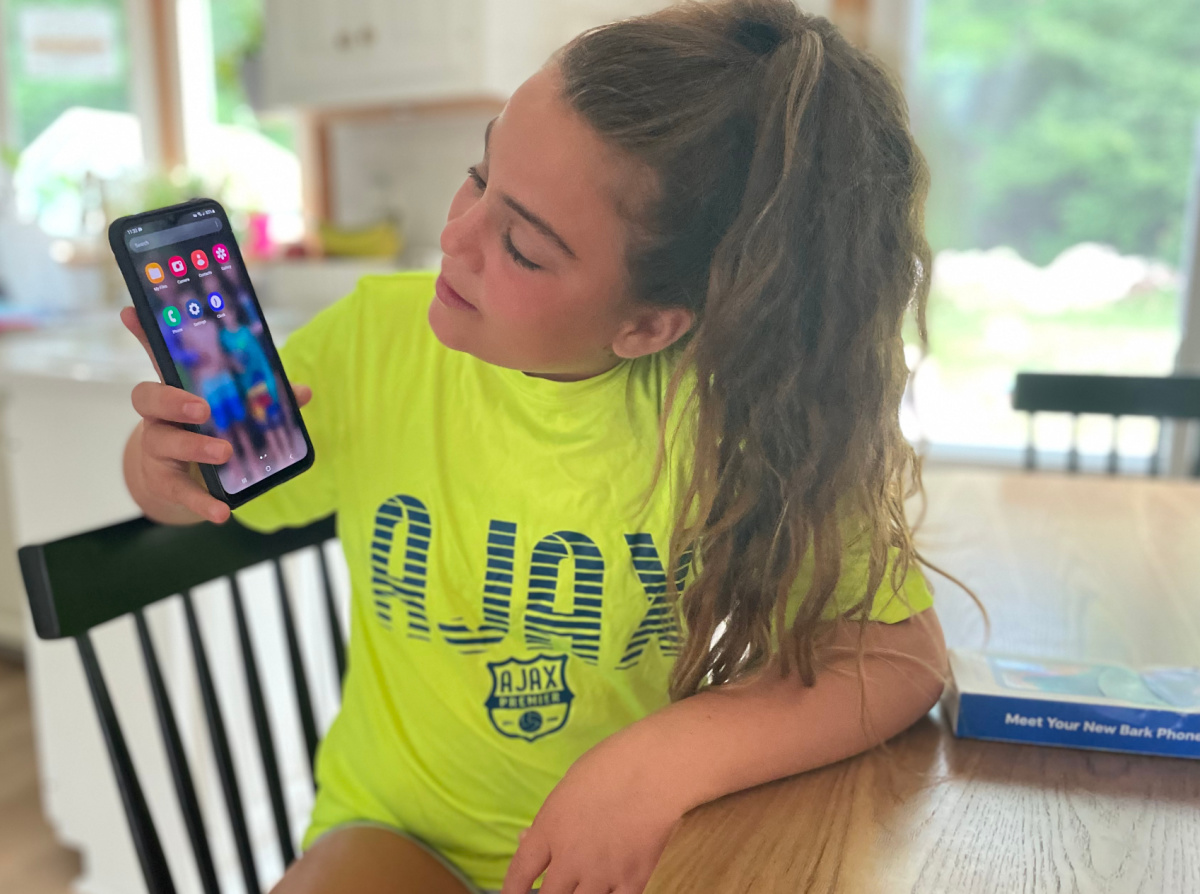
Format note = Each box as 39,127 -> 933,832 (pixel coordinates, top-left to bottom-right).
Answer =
293,383 -> 313,408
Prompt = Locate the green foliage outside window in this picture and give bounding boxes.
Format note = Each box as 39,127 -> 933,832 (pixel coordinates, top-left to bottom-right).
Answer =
211,0 -> 293,152
914,0 -> 1200,267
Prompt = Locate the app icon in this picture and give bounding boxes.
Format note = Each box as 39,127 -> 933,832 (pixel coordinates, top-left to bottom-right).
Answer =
162,306 -> 181,327
212,244 -> 230,264
191,249 -> 209,270
207,292 -> 225,311
145,263 -> 165,283
168,256 -> 187,277
185,298 -> 204,319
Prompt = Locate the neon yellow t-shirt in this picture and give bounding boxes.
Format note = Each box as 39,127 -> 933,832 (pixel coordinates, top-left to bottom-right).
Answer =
232,271 -> 932,889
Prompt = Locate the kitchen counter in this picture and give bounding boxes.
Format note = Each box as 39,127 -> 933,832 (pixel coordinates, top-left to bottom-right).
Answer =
0,299 -> 338,894
0,304 -> 312,386
0,247 -> 424,386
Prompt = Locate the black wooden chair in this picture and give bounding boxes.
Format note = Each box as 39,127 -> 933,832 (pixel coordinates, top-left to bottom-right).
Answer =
18,513 -> 343,894
1012,372 -> 1200,475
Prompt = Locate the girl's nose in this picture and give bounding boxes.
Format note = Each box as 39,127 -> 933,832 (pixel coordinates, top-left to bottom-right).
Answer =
440,198 -> 486,274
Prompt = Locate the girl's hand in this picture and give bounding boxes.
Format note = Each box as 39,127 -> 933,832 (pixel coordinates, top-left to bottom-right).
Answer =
501,737 -> 684,894
120,306 -> 312,524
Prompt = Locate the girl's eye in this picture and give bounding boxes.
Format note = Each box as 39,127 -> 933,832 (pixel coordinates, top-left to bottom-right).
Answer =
466,165 -> 542,271
504,232 -> 541,271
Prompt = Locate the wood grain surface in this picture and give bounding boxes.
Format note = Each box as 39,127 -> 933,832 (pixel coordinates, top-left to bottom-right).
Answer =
0,658 -> 80,893
646,467 -> 1200,894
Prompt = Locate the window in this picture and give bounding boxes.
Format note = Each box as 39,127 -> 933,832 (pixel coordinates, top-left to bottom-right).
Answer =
185,0 -> 303,249
4,0 -> 140,237
908,0 -> 1200,462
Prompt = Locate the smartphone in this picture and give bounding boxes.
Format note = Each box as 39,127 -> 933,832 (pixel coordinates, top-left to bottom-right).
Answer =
109,198 -> 314,509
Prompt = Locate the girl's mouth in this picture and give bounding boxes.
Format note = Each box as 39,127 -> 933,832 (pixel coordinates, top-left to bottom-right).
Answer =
436,275 -> 478,312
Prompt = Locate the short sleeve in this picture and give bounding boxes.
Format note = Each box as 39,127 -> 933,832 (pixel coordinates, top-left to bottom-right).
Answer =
230,286 -> 363,533
781,534 -> 934,628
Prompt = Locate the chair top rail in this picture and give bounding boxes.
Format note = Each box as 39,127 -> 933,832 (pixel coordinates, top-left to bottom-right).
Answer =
1013,373 -> 1200,419
19,514 -> 336,640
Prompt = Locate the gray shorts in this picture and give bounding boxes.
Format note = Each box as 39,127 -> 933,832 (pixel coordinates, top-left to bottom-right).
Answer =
311,820 -> 537,894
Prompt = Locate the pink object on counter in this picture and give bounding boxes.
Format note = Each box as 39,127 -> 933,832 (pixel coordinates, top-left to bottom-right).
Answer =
247,212 -> 273,258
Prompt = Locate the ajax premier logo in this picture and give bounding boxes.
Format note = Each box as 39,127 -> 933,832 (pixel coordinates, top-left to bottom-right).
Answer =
486,654 -> 573,742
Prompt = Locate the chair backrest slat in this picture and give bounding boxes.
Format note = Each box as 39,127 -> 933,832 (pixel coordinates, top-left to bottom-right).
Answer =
272,558 -> 319,781
1068,414 -> 1080,472
134,609 -> 221,894
316,546 -> 346,686
1107,416 -> 1120,475
229,575 -> 296,868
182,590 -> 261,894
1024,414 -> 1037,470
1013,373 -> 1200,418
1013,373 -> 1200,475
19,515 -> 336,639
76,632 -> 177,894
21,515 -> 342,893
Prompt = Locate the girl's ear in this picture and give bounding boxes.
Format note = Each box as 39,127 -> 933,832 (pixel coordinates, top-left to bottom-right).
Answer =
611,305 -> 695,359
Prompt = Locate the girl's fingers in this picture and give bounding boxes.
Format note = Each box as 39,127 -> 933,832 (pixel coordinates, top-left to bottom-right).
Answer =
142,419 -> 232,465
132,381 -> 211,426
161,467 -> 230,524
293,383 -> 312,408
499,835 -> 549,894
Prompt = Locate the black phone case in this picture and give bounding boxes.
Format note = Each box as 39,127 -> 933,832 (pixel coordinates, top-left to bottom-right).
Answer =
108,197 -> 315,510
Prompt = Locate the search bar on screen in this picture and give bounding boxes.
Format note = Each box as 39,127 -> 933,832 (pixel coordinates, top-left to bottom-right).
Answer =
127,217 -> 223,252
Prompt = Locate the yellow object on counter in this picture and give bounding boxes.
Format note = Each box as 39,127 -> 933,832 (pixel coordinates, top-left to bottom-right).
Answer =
318,220 -> 404,258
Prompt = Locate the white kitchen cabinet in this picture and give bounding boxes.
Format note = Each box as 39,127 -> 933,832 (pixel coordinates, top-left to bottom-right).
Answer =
264,0 -> 480,108
263,0 -> 673,109
1,317 -> 348,894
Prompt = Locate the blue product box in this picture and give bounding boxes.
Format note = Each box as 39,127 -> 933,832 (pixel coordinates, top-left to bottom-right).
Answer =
943,649 -> 1200,760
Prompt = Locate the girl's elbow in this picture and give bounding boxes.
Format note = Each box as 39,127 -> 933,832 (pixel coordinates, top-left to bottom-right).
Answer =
913,609 -> 949,705
891,608 -> 949,708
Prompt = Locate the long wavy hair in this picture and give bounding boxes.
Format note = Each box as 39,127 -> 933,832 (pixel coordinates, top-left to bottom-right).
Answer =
559,0 -> 940,700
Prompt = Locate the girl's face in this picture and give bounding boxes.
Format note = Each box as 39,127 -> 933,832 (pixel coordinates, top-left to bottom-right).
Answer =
431,66 -> 691,381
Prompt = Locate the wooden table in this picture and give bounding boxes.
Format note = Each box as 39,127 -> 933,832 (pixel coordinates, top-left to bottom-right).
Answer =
647,467 -> 1200,894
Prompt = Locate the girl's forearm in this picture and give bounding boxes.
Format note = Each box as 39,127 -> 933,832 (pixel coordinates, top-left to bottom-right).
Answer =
603,610 -> 947,817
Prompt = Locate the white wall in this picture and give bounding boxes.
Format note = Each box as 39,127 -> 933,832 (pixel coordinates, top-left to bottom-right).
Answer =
327,109 -> 497,266
323,0 -> 841,266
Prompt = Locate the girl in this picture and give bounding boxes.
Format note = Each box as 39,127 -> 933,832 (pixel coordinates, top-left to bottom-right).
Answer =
120,2 -> 949,892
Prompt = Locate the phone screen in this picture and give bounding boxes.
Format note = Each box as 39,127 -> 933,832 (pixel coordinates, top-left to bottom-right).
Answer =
123,206 -> 308,496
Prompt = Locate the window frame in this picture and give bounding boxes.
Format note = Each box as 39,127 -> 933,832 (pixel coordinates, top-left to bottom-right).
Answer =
871,0 -> 1200,472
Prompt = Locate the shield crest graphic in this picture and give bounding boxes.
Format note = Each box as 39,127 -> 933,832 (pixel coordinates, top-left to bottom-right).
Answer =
486,654 -> 574,742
